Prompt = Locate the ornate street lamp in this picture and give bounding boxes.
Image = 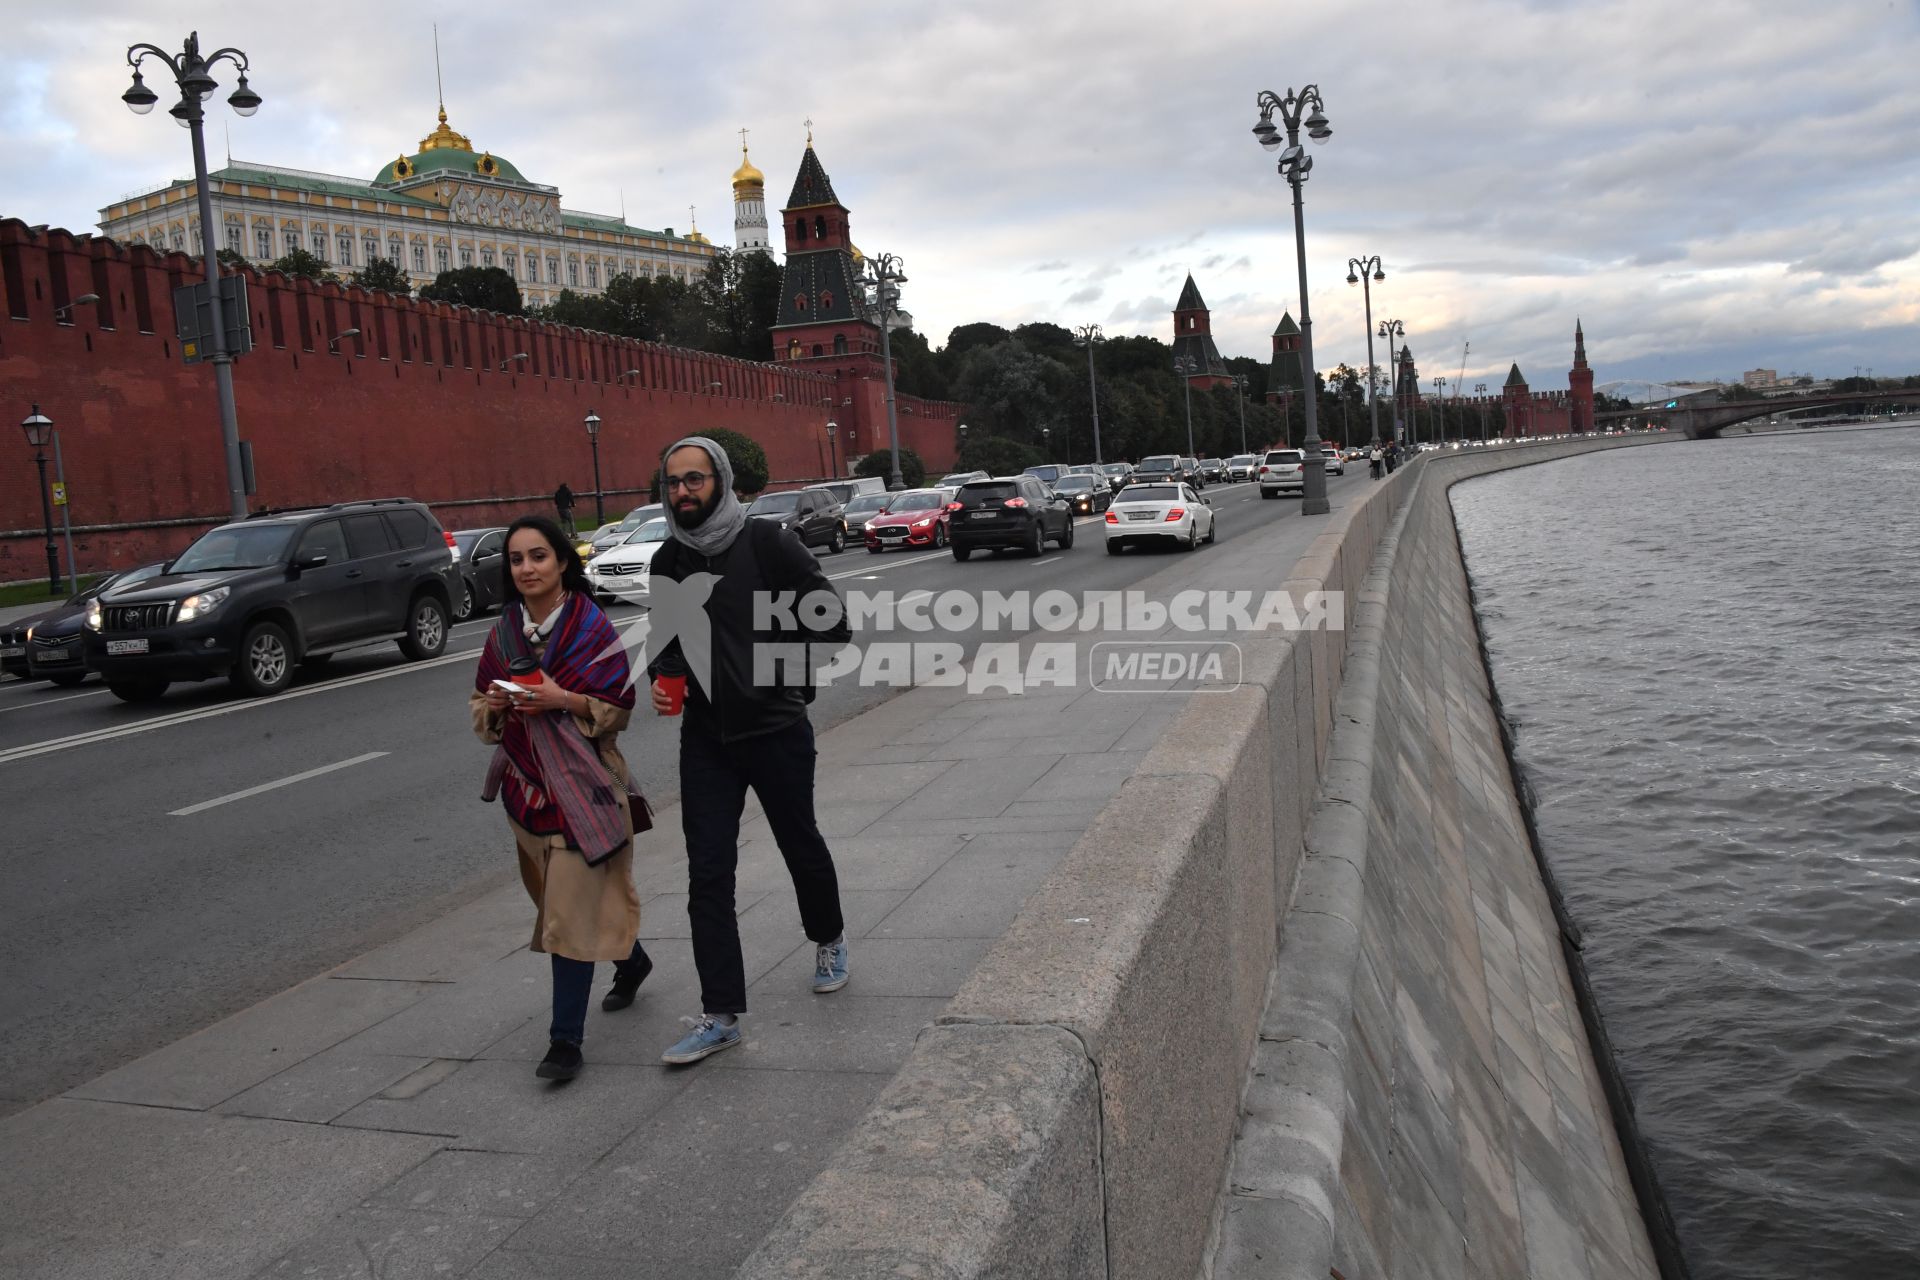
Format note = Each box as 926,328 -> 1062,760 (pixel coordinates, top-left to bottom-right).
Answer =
957,421 -> 968,468
826,418 -> 840,478
123,31 -> 262,522
1432,377 -> 1447,443
1073,323 -> 1105,465
20,405 -> 61,595
583,411 -> 605,526
1173,354 -> 1199,459
52,293 -> 101,323
1346,256 -> 1386,446
1378,318 -> 1406,445
861,251 -> 909,490
1475,382 -> 1489,442
1254,84 -> 1333,515
326,327 -> 360,353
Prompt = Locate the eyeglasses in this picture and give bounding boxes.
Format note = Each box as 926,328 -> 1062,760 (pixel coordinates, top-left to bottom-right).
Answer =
664,471 -> 713,492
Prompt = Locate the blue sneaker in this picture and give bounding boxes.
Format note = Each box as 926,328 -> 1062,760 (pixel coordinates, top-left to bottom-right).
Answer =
813,936 -> 850,994
661,1014 -> 740,1065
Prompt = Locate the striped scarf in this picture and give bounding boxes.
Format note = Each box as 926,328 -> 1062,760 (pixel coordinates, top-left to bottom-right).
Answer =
476,596 -> 635,866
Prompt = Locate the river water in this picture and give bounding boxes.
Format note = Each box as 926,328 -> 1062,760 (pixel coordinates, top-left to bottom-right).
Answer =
1449,426 -> 1920,1280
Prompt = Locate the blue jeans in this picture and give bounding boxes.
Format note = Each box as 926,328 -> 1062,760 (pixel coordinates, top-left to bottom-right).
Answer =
550,940 -> 651,1046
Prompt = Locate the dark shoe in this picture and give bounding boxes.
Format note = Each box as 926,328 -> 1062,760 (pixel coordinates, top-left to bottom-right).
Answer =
536,1039 -> 583,1081
601,954 -> 654,1012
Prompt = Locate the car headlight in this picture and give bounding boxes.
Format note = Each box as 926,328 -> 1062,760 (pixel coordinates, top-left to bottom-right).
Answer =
86,602 -> 102,632
176,586 -> 230,622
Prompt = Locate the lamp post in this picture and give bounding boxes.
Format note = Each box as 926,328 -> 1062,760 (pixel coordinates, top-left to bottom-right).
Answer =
1232,373 -> 1250,454
1378,319 -> 1406,446
583,411 -> 604,526
1173,354 -> 1199,458
861,251 -> 909,490
1074,323 -> 1105,465
122,31 -> 262,524
52,293 -> 101,323
326,327 -> 360,352
500,351 -> 530,373
1475,383 -> 1489,442
1346,256 -> 1385,445
826,418 -> 840,478
957,421 -> 968,468
1433,377 -> 1447,443
20,405 -> 61,595
1253,84 -> 1333,515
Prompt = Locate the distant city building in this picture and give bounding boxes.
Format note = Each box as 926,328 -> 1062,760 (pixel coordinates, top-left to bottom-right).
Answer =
1744,367 -> 1778,389
97,101 -> 718,308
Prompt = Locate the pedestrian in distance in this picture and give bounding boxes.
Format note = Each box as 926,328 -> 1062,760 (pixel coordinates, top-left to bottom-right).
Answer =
1369,445 -> 1384,479
646,436 -> 855,1065
553,482 -> 576,537
472,515 -> 654,1083
1384,442 -> 1398,474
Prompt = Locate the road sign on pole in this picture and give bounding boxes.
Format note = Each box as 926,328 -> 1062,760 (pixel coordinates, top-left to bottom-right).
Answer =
50,481 -> 67,506
172,276 -> 252,366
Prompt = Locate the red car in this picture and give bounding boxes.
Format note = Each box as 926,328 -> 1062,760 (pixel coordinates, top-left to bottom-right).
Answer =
863,489 -> 954,552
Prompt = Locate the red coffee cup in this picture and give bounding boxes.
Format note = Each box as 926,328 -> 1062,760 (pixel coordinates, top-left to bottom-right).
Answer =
509,657 -> 544,687
657,674 -> 686,716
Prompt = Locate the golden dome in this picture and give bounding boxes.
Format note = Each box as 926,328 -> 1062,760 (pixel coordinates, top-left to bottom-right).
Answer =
849,243 -> 866,267
418,106 -> 472,153
732,142 -> 765,193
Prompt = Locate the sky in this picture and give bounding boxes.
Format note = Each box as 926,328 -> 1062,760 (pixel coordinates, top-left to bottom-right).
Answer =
5,0 -> 1918,392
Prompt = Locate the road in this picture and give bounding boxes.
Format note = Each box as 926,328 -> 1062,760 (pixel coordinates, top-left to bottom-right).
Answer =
0,472 -> 1366,1114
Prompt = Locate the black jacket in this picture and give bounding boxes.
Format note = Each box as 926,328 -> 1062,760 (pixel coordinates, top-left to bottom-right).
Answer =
648,518 -> 852,743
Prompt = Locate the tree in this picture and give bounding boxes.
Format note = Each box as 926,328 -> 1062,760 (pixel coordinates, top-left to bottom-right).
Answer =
887,327 -> 950,400
215,247 -> 249,272
350,257 -> 412,297
704,428 -> 770,496
695,249 -> 783,359
266,247 -> 335,283
950,340 -> 1072,446
855,448 -> 926,489
419,265 -> 524,315
958,434 -> 1043,477
944,322 -> 1012,365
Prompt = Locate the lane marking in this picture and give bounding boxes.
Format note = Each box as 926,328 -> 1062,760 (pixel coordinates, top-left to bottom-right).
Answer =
1030,557 -> 1060,567
897,589 -> 933,604
0,647 -> 479,766
0,687 -> 110,714
169,751 -> 390,817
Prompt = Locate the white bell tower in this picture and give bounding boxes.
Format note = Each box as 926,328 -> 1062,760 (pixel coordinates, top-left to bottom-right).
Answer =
732,129 -> 770,254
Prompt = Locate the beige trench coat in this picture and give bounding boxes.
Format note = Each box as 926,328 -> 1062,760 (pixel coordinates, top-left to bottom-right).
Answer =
471,687 -> 641,963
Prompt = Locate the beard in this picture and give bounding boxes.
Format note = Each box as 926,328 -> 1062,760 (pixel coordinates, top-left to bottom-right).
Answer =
676,487 -> 721,528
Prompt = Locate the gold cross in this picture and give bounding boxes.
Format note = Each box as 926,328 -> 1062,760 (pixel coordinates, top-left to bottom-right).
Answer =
739,126 -> 750,152
804,117 -> 814,145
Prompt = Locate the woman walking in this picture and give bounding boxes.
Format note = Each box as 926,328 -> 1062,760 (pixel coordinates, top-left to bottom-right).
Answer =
471,516 -> 652,1082
1368,445 -> 1384,479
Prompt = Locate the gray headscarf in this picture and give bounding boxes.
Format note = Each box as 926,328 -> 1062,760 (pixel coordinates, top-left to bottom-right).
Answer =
661,436 -> 748,557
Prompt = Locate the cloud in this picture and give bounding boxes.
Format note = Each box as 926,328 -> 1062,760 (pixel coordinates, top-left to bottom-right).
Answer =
1,0 -> 1915,383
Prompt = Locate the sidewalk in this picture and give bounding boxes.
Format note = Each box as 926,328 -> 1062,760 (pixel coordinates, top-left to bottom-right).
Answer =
0,504 -> 1342,1280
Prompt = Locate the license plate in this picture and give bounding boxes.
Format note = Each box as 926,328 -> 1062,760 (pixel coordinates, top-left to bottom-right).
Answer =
106,639 -> 149,655
0,646 -> 22,658
969,510 -> 997,519
40,647 -> 70,662
1127,511 -> 1157,521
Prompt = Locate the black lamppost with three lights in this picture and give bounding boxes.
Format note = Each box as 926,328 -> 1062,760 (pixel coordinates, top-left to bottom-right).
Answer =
121,31 -> 262,522
583,412 -> 605,526
1253,84 -> 1333,515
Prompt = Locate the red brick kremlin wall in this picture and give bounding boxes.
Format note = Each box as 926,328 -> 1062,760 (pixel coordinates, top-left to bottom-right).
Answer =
0,220 -> 962,577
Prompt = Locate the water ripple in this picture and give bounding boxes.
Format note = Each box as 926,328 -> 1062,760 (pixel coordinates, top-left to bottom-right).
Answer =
1452,426 -> 1920,1280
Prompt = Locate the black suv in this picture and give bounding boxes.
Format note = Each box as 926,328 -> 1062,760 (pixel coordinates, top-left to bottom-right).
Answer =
84,498 -> 460,701
1133,454 -> 1199,487
949,476 -> 1074,560
746,489 -> 848,553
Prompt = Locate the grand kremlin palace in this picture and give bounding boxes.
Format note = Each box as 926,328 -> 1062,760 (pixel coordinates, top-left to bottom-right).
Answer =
96,104 -> 726,309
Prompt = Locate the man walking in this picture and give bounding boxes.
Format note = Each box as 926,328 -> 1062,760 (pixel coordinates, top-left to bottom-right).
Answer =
647,436 -> 853,1064
553,482 -> 576,537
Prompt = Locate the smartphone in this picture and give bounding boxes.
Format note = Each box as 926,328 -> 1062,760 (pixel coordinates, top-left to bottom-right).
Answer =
491,679 -> 527,695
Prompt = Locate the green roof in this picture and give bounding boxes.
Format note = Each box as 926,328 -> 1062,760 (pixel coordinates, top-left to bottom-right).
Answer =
1505,362 -> 1527,387
564,211 -> 664,238
374,148 -> 530,186
1272,311 -> 1300,337
204,165 -> 441,209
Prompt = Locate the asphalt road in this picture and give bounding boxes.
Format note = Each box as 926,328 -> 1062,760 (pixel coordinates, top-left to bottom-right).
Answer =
0,472 -> 1366,1113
